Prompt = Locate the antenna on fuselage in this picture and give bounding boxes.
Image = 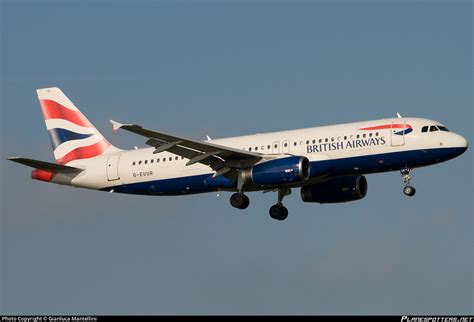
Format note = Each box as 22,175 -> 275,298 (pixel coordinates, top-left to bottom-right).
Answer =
397,112 -> 402,118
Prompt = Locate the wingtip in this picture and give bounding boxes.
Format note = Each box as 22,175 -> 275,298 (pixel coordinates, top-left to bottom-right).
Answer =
110,120 -> 123,133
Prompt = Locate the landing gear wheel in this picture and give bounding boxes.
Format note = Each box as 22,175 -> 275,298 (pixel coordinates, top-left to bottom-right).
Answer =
269,204 -> 288,221
230,193 -> 250,209
240,195 -> 250,209
403,185 -> 416,197
400,168 -> 416,197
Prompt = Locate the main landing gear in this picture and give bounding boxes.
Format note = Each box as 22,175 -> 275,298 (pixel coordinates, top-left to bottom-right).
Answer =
269,187 -> 291,221
230,192 -> 250,209
230,171 -> 250,210
400,168 -> 416,197
229,187 -> 291,221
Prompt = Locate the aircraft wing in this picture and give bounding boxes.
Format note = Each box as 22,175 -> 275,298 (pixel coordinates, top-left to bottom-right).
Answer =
110,120 -> 263,174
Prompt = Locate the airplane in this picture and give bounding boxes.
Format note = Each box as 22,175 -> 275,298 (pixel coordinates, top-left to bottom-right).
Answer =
9,87 -> 469,221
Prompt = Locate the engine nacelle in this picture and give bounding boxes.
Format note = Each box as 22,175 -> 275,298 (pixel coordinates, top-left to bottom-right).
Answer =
300,175 -> 368,203
242,156 -> 310,186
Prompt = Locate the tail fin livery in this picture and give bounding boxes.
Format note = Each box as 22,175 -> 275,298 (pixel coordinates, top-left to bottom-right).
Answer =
37,87 -> 119,164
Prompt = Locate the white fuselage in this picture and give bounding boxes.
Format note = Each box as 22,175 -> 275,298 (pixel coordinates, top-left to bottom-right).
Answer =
54,117 -> 467,195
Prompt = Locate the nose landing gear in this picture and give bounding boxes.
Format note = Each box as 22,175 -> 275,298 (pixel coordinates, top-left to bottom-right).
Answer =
401,168 -> 416,197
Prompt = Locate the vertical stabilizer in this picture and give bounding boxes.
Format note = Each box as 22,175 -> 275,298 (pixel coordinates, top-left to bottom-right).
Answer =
37,87 -> 119,164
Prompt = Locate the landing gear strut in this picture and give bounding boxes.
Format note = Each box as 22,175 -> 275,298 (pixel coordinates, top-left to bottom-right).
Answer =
400,168 -> 416,197
230,169 -> 250,210
230,192 -> 250,209
269,187 -> 291,221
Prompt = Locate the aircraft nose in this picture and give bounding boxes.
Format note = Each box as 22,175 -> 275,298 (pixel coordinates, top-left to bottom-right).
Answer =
452,133 -> 468,154
458,134 -> 468,149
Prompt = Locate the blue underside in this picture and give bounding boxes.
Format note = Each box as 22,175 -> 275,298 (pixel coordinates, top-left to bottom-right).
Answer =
102,147 -> 466,196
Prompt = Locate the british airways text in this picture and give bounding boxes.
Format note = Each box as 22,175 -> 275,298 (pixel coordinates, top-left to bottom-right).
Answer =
307,137 -> 386,153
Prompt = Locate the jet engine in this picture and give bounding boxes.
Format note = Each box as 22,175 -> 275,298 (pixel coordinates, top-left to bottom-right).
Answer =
300,175 -> 368,203
242,156 -> 310,186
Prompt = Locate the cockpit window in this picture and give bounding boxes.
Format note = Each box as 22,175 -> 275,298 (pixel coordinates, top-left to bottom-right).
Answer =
422,125 -> 449,133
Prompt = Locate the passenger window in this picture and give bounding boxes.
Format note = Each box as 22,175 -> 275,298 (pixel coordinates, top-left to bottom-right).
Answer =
421,126 -> 428,133
293,142 -> 297,146
369,133 -> 372,137
132,162 -> 136,166
139,161 -> 142,165
284,143 -> 288,147
163,158 -> 166,162
274,144 -> 278,148
331,137 -> 335,142
430,126 -> 438,132
175,156 -> 178,160
337,137 -> 341,141
319,139 -> 322,143
306,140 -> 309,144
267,145 -> 271,149
151,159 -> 154,164
157,159 -> 160,163
255,147 -> 258,151
356,134 -> 360,139
350,135 -> 354,139
145,160 -> 148,164
344,136 -> 347,140
375,132 -> 379,137
249,147 -> 252,151
312,139 -> 316,144
362,134 -> 366,138
168,157 -> 172,161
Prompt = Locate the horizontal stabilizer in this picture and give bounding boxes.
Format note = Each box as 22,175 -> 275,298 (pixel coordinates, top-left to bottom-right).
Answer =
8,157 -> 83,173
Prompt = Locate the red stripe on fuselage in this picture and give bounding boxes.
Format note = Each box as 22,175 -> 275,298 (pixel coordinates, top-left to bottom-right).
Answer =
359,124 -> 412,130
39,99 -> 92,127
56,140 -> 110,164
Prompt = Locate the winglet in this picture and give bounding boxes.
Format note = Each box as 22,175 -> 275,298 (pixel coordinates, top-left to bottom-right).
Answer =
396,112 -> 402,119
110,120 -> 124,133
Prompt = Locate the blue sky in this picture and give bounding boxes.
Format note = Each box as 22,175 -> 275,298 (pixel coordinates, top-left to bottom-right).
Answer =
1,0 -> 472,314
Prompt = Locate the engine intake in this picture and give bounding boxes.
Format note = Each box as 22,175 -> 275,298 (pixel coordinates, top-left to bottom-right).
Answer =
301,175 -> 368,203
242,156 -> 310,186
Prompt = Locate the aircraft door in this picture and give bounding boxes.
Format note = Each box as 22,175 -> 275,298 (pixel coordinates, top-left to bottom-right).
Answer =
390,121 -> 405,146
272,141 -> 280,154
106,154 -> 121,181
